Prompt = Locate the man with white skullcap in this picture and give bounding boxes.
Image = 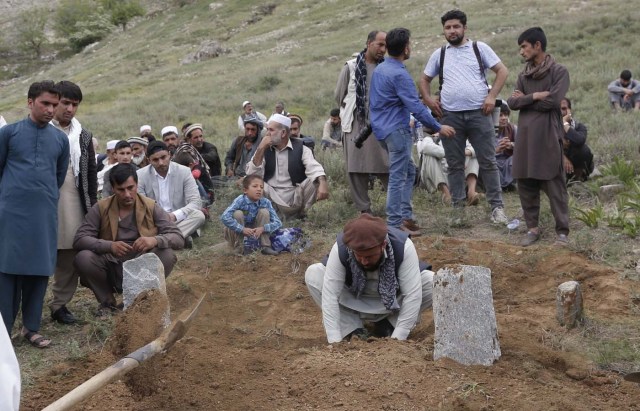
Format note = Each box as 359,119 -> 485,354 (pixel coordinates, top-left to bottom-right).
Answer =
246,113 -> 329,219
161,125 -> 180,154
139,124 -> 156,142
97,139 -> 120,192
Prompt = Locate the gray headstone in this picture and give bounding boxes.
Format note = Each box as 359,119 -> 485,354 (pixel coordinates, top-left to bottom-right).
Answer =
122,253 -> 170,326
556,281 -> 583,329
598,184 -> 625,202
432,265 -> 501,366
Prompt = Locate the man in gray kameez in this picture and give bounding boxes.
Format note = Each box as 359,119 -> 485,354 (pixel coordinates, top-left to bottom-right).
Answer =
0,81 -> 70,347
305,214 -> 434,343
335,31 -> 389,214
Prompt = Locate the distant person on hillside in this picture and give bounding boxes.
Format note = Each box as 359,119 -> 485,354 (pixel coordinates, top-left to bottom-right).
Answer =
246,114 -> 329,220
137,141 -> 206,247
102,140 -> 137,197
419,9 -> 509,224
494,103 -> 517,191
273,101 -> 289,117
237,101 -> 267,133
161,126 -> 180,154
128,136 -> 149,168
225,116 -> 263,178
369,27 -> 454,236
608,70 -> 640,112
507,27 -> 570,247
49,81 -> 98,326
321,108 -> 343,150
220,174 -> 282,256
73,164 -> 183,315
139,124 -> 156,142
305,214 -> 434,343
288,114 -> 316,152
335,30 -> 390,215
0,81 -> 69,348
561,98 -> 593,182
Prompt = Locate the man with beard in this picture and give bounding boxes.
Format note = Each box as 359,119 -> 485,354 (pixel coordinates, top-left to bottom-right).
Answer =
305,214 -> 434,343
237,101 -> 267,133
183,123 -> 221,177
246,114 -> 329,219
175,123 -> 215,202
225,116 -> 263,178
420,9 -> 509,224
127,136 -> 149,168
335,30 -> 390,215
0,81 -> 69,347
161,126 -> 180,154
49,81 -> 98,325
507,27 -> 570,247
288,114 -> 316,153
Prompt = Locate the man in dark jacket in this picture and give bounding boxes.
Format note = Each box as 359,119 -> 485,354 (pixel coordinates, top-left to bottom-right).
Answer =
225,116 -> 263,178
560,98 -> 593,182
50,81 -> 98,324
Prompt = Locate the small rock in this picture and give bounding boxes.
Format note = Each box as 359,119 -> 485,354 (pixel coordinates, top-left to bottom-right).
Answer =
565,368 -> 588,380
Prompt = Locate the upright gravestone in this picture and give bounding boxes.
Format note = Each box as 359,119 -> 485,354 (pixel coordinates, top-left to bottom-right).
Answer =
556,281 -> 583,329
432,265 -> 501,366
122,253 -> 170,326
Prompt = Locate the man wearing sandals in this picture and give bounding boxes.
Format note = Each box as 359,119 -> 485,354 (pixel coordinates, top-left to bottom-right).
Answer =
0,81 -> 70,348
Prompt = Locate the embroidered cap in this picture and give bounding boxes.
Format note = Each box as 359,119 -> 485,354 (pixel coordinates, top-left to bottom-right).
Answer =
342,214 -> 388,251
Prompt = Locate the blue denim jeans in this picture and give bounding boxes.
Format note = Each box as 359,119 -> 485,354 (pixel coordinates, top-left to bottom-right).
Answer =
379,128 -> 415,227
441,109 -> 504,210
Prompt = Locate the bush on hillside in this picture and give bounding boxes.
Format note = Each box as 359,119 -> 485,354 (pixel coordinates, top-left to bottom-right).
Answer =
100,0 -> 145,31
16,7 -> 49,58
69,11 -> 113,52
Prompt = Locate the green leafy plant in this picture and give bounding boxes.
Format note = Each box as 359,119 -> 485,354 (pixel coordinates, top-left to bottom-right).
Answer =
601,157 -> 637,186
573,203 -> 604,228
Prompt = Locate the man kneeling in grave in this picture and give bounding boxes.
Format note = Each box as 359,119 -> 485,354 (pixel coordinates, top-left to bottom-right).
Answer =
305,214 -> 434,343
73,163 -> 184,315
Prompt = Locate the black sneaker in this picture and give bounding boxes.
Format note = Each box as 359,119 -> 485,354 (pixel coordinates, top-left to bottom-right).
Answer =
51,305 -> 77,325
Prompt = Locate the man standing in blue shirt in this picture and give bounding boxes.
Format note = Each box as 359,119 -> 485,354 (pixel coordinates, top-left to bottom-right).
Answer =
419,10 -> 509,224
370,28 -> 455,235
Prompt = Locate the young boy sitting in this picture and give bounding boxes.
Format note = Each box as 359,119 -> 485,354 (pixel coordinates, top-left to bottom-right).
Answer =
220,174 -> 282,255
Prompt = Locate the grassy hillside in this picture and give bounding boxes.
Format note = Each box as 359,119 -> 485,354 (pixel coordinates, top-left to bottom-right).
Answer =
1,0 -> 639,160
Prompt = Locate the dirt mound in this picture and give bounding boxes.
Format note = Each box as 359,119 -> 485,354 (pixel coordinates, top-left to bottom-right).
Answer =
23,237 -> 640,410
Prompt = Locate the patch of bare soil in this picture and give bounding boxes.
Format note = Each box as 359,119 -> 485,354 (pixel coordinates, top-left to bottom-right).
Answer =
23,237 -> 640,410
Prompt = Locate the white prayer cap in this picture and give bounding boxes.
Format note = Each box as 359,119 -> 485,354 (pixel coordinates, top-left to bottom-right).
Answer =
161,125 -> 178,136
242,100 -> 251,108
140,125 -> 152,133
106,140 -> 119,150
269,113 -> 291,128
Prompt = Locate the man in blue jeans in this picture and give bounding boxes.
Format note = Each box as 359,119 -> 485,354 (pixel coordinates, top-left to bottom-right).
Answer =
419,9 -> 509,224
370,28 -> 455,236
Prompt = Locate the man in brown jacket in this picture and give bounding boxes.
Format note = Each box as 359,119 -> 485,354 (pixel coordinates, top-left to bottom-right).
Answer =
507,27 -> 570,247
73,163 -> 184,314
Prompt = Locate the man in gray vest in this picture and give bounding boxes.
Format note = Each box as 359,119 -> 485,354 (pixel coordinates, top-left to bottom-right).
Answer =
305,214 -> 434,343
335,31 -> 389,214
246,114 -> 329,220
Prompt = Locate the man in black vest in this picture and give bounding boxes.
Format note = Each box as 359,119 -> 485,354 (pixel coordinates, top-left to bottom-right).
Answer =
246,114 -> 329,220
305,214 -> 434,343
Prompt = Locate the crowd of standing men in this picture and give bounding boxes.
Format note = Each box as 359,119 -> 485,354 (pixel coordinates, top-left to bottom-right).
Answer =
1,8 -> 582,408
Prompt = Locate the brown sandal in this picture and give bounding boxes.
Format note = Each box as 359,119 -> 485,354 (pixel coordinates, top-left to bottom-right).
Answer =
24,331 -> 51,348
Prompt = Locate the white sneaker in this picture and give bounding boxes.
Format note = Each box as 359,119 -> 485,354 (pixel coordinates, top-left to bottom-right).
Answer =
491,207 -> 508,224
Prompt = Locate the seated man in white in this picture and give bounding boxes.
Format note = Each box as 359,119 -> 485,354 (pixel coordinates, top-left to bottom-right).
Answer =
417,135 -> 481,206
246,114 -> 329,220
137,141 -> 205,246
305,214 -> 434,342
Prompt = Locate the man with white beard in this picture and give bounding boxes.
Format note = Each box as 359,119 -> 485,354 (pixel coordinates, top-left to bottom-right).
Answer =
128,136 -> 149,168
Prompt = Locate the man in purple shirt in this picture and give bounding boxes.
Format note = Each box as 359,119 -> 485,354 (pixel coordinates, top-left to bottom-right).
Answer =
369,27 -> 455,235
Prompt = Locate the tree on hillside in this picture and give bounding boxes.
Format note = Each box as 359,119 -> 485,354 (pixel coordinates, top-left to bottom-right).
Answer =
100,0 -> 145,31
55,0 -> 112,53
16,7 -> 49,58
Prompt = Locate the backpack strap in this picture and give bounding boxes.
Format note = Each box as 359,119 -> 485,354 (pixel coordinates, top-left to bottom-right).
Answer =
438,45 -> 446,92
